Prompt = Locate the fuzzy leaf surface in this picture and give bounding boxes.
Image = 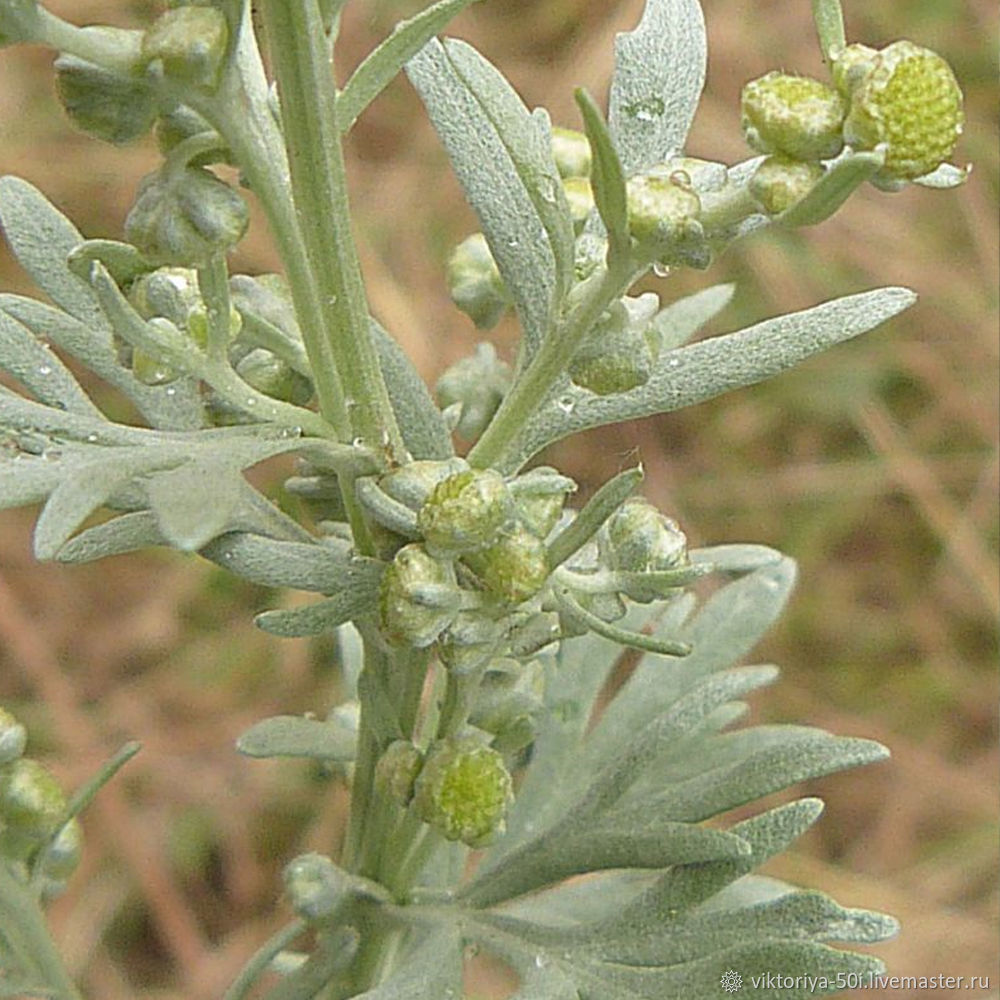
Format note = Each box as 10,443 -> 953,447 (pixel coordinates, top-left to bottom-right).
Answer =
608,0 -> 708,174
236,715 -> 356,761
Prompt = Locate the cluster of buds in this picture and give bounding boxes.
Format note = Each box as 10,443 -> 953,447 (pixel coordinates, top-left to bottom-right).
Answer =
742,38 -> 963,207
372,460 -> 575,652
0,707 -> 81,898
376,736 -> 514,848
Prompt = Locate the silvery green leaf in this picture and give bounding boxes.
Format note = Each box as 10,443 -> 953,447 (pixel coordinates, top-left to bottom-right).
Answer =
236,715 -> 356,761
461,819 -> 749,908
689,543 -> 783,574
778,150 -> 884,228
913,162 -> 971,189
261,927 -> 359,1000
504,286 -> 916,470
0,863 -> 77,1000
0,176 -> 105,328
407,39 -> 556,353
200,533 -> 354,592
255,559 -> 384,637
55,511 -> 166,564
33,452 -> 169,560
443,39 -> 574,304
650,282 -> 734,351
574,88 -> 630,263
608,0 -> 707,174
588,557 -> 797,761
371,321 -> 453,459
146,459 -> 243,552
810,0 -> 846,62
352,928 -> 462,1000
0,294 -> 205,431
0,387 -> 150,446
337,0 -> 484,131
0,455 -> 66,512
66,238 -> 148,288
0,311 -> 101,418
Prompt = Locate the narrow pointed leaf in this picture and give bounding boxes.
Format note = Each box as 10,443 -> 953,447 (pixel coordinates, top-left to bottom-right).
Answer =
407,39 -> 555,352
337,0 -> 483,131
608,0 -> 708,174
778,150 -> 884,228
201,533 -> 355,592
811,0 -> 847,61
505,286 -> 916,468
574,87 -> 630,262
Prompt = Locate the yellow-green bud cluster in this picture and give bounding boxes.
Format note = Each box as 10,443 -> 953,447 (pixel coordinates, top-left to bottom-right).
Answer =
413,738 -> 512,847
741,40 -> 963,199
374,740 -> 424,806
418,470 -> 512,558
626,172 -> 703,259
0,710 -> 81,890
468,524 -> 549,605
604,497 -> 688,580
841,40 -> 963,182
551,127 -> 592,179
378,544 -> 460,648
741,72 -> 846,162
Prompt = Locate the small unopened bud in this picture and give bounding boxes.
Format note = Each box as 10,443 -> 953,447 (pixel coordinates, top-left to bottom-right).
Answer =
509,467 -> 576,539
375,740 -> 424,806
155,105 -> 226,163
551,126 -> 592,178
605,498 -> 688,573
569,293 -> 658,396
413,738 -> 513,847
749,156 -> 824,215
741,72 -> 846,161
235,348 -> 312,404
0,708 -> 26,765
625,172 -> 703,264
562,176 -> 595,233
446,233 -> 510,329
283,852 -> 346,923
38,817 -> 83,881
418,470 -> 513,558
435,344 -> 511,442
131,346 -> 179,386
55,29 -> 158,144
471,524 -> 549,605
125,166 -> 249,266
378,458 -> 470,513
0,759 -> 67,859
831,43 -> 879,98
842,40 -> 963,182
378,544 -> 460,648
130,266 -> 200,325
142,5 -> 229,90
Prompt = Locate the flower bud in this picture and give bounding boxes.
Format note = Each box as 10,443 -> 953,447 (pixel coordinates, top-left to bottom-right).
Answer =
0,708 -> 26,765
509,467 -> 576,539
125,165 -> 249,266
284,852 -> 347,924
604,498 -> 687,573
131,346 -> 179,386
551,126 -> 591,178
741,72 -> 845,162
562,176 -> 594,233
842,41 -> 963,182
374,740 -> 424,806
38,817 -> 83,881
413,738 -> 512,847
471,524 -> 549,605
417,470 -> 513,558
749,156 -> 824,215
129,266 -> 200,325
831,43 -> 879,98
378,458 -> 469,513
0,759 -> 67,859
625,172 -> 703,264
446,233 -> 510,329
54,29 -> 158,145
435,344 -> 511,443
155,105 -> 227,163
378,544 -> 460,648
235,348 -> 312,404
142,5 -> 229,90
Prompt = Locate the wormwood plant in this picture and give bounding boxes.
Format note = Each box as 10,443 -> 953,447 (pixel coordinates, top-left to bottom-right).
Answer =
0,0 -> 967,996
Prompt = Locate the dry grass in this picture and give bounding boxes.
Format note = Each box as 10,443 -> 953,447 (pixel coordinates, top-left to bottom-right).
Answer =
0,1 -> 996,996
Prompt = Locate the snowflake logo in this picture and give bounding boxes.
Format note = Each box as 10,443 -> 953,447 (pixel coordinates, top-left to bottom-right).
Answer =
720,969 -> 743,993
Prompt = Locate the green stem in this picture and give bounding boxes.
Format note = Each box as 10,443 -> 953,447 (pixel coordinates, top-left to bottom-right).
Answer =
258,0 -> 405,461
197,254 -> 233,362
222,920 -> 308,1000
468,258 -> 636,470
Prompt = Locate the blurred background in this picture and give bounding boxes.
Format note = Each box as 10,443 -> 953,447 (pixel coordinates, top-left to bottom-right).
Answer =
0,1 -> 996,997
